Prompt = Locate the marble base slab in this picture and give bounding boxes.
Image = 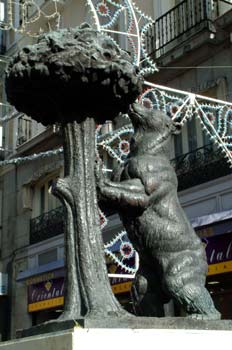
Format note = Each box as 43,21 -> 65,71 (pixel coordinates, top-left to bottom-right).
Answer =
1,327 -> 232,350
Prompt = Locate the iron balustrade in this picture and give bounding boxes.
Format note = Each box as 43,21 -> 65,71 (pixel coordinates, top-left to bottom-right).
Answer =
145,0 -> 223,58
30,206 -> 65,244
171,144 -> 231,191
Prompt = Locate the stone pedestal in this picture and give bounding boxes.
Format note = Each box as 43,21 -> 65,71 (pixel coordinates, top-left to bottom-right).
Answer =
0,326 -> 232,350
16,316 -> 232,338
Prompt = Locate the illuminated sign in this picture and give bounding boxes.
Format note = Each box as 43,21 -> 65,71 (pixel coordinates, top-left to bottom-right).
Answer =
111,281 -> 132,294
208,260 -> 232,276
28,297 -> 64,312
28,278 -> 64,313
27,273 -> 132,312
203,232 -> 232,276
204,232 -> 232,264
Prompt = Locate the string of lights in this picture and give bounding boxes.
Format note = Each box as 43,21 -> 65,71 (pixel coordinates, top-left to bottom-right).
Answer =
0,111 -> 19,124
0,0 -> 61,37
0,147 -> 63,167
158,66 -> 232,69
104,230 -> 137,273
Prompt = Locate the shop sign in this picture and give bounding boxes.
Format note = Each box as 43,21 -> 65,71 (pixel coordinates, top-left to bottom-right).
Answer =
203,232 -> 232,275
208,260 -> 232,276
28,277 -> 64,312
112,281 -> 132,294
28,296 -> 64,312
204,232 -> 232,265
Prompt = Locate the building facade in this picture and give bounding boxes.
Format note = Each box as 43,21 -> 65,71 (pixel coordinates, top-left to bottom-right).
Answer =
0,0 -> 231,340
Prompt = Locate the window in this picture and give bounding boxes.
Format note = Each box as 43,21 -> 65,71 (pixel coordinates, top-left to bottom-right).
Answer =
27,241 -> 64,270
174,133 -> 183,158
38,249 -> 58,266
187,118 -> 197,152
32,173 -> 61,218
17,115 -> 32,145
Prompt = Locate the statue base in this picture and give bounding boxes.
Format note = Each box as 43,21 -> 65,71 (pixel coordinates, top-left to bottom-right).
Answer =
16,316 -> 232,338
1,321 -> 232,350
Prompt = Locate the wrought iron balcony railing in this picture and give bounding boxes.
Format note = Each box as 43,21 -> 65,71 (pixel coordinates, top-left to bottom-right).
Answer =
145,0 -> 228,59
171,144 -> 231,191
30,206 -> 64,245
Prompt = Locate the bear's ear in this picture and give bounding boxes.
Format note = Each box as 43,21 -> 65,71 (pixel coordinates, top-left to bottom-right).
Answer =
171,122 -> 182,135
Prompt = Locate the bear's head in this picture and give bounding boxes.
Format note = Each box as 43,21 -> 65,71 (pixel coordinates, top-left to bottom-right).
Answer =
129,103 -> 181,156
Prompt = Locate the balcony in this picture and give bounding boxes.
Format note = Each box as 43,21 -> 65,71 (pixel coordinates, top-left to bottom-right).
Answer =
16,124 -> 62,157
30,206 -> 64,245
145,0 -> 232,81
171,144 -> 231,191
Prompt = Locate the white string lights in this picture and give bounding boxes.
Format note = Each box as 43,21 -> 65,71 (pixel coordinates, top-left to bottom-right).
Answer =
104,231 -> 137,274
98,125 -> 134,164
0,147 -> 63,167
87,0 -> 232,168
141,81 -> 232,167
88,0 -> 157,74
0,0 -> 61,37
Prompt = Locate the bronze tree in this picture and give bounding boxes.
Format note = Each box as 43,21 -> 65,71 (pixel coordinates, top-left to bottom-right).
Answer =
6,23 -> 142,320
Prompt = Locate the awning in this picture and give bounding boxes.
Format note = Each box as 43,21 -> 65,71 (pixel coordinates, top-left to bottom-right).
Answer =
190,209 -> 232,229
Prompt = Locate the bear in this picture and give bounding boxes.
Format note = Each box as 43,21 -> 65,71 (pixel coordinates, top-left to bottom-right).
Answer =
97,102 -> 220,320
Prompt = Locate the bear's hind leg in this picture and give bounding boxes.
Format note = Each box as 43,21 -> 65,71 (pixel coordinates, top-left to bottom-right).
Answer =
177,284 -> 221,320
163,254 -> 221,320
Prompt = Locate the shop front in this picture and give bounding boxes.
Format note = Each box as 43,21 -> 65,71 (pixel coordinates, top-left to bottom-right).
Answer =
195,214 -> 232,319
26,269 -> 65,325
204,233 -> 232,319
26,269 -> 134,322
17,250 -> 137,324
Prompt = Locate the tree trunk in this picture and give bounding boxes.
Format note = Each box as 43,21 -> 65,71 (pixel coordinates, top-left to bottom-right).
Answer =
52,117 -> 126,319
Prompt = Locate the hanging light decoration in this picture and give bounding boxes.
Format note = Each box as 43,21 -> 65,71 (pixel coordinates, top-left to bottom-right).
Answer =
0,0 -> 61,37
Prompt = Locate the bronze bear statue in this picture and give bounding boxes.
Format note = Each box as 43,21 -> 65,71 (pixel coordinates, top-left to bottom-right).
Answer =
97,103 -> 220,320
